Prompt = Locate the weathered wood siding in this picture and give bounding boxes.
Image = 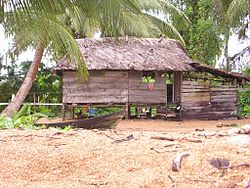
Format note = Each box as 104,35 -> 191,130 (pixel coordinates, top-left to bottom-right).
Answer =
128,71 -> 167,104
62,71 -> 128,104
182,81 -> 238,119
173,72 -> 182,103
63,70 -> 167,105
210,85 -> 238,119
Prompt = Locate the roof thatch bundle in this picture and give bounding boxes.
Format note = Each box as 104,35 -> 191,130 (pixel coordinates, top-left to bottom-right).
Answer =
55,37 -> 194,72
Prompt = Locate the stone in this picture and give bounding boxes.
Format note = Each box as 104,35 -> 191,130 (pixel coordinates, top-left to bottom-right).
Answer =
217,122 -> 224,128
239,124 -> 250,134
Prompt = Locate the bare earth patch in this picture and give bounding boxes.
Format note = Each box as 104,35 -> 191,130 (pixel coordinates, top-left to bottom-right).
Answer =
0,119 -> 249,187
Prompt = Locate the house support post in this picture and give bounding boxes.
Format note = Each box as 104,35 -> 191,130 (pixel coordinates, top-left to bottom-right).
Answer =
62,103 -> 66,121
125,103 -> 129,119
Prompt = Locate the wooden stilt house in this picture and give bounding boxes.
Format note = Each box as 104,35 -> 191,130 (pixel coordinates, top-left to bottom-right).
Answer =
55,38 -> 250,120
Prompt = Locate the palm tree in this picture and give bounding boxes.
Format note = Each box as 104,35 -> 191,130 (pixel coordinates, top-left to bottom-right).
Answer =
227,0 -> 250,37
226,0 -> 250,65
211,0 -> 234,71
0,0 -> 190,117
212,0 -> 249,70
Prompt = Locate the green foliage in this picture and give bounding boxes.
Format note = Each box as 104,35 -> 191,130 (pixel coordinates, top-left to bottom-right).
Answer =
95,107 -> 123,116
2,0 -> 190,78
32,65 -> 61,117
142,76 -> 156,83
56,125 -> 74,132
227,0 -> 250,35
188,18 -> 222,66
72,106 -> 123,117
238,88 -> 250,116
171,0 -> 223,66
0,105 -> 47,129
238,67 -> 250,116
0,61 -> 61,116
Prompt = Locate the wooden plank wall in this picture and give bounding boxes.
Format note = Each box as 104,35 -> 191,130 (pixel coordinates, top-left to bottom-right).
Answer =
62,71 -> 128,104
128,71 -> 167,104
173,72 -> 182,103
182,81 -> 238,119
210,85 -> 238,119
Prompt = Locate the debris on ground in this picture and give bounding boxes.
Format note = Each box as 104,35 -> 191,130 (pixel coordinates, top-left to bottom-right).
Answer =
216,122 -> 238,128
239,124 -> 250,134
0,121 -> 250,187
195,128 -> 205,131
228,124 -> 250,135
208,158 -> 230,169
151,136 -> 202,143
172,152 -> 190,172
113,134 -> 134,143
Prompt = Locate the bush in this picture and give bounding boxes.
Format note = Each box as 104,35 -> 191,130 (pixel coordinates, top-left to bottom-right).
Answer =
0,105 -> 47,129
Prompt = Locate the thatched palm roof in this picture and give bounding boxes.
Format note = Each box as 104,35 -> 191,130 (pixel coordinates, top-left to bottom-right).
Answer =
55,37 -> 250,83
55,37 -> 194,72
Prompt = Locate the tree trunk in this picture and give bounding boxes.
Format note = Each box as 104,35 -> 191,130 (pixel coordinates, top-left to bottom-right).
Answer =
224,32 -> 230,72
1,41 -> 45,117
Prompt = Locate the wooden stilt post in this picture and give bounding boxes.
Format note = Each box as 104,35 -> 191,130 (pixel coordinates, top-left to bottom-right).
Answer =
128,104 -> 130,119
125,103 -> 129,119
37,95 -> 40,112
33,93 -> 36,113
72,107 -> 75,119
62,103 -> 66,121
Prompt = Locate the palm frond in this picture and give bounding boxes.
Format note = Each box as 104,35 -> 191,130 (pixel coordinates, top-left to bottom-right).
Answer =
136,0 -> 161,10
119,11 -> 151,37
158,0 -> 191,31
2,0 -> 189,79
226,0 -> 250,28
145,14 -> 186,46
4,10 -> 88,80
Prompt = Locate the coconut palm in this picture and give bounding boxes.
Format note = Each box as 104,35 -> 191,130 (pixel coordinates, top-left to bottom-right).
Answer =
226,0 -> 250,65
211,0 -> 249,70
227,0 -> 250,36
211,0 -> 233,70
0,0 -> 190,117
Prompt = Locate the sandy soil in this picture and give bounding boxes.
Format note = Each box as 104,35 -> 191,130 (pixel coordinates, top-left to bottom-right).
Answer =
0,119 -> 249,187
117,119 -> 250,132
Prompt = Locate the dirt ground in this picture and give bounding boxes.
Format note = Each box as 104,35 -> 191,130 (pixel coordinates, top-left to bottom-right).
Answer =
117,119 -> 250,132
0,119 -> 249,188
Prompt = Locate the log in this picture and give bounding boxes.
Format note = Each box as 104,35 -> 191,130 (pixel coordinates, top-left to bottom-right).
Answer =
151,136 -> 202,143
172,152 -> 190,172
184,138 -> 203,143
151,136 -> 175,141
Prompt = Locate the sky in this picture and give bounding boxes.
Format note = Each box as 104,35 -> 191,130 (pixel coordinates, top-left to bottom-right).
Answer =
217,30 -> 250,70
0,24 -> 249,73
0,25 -> 54,70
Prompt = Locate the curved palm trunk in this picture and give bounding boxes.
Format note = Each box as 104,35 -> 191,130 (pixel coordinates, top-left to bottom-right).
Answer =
1,41 -> 45,117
